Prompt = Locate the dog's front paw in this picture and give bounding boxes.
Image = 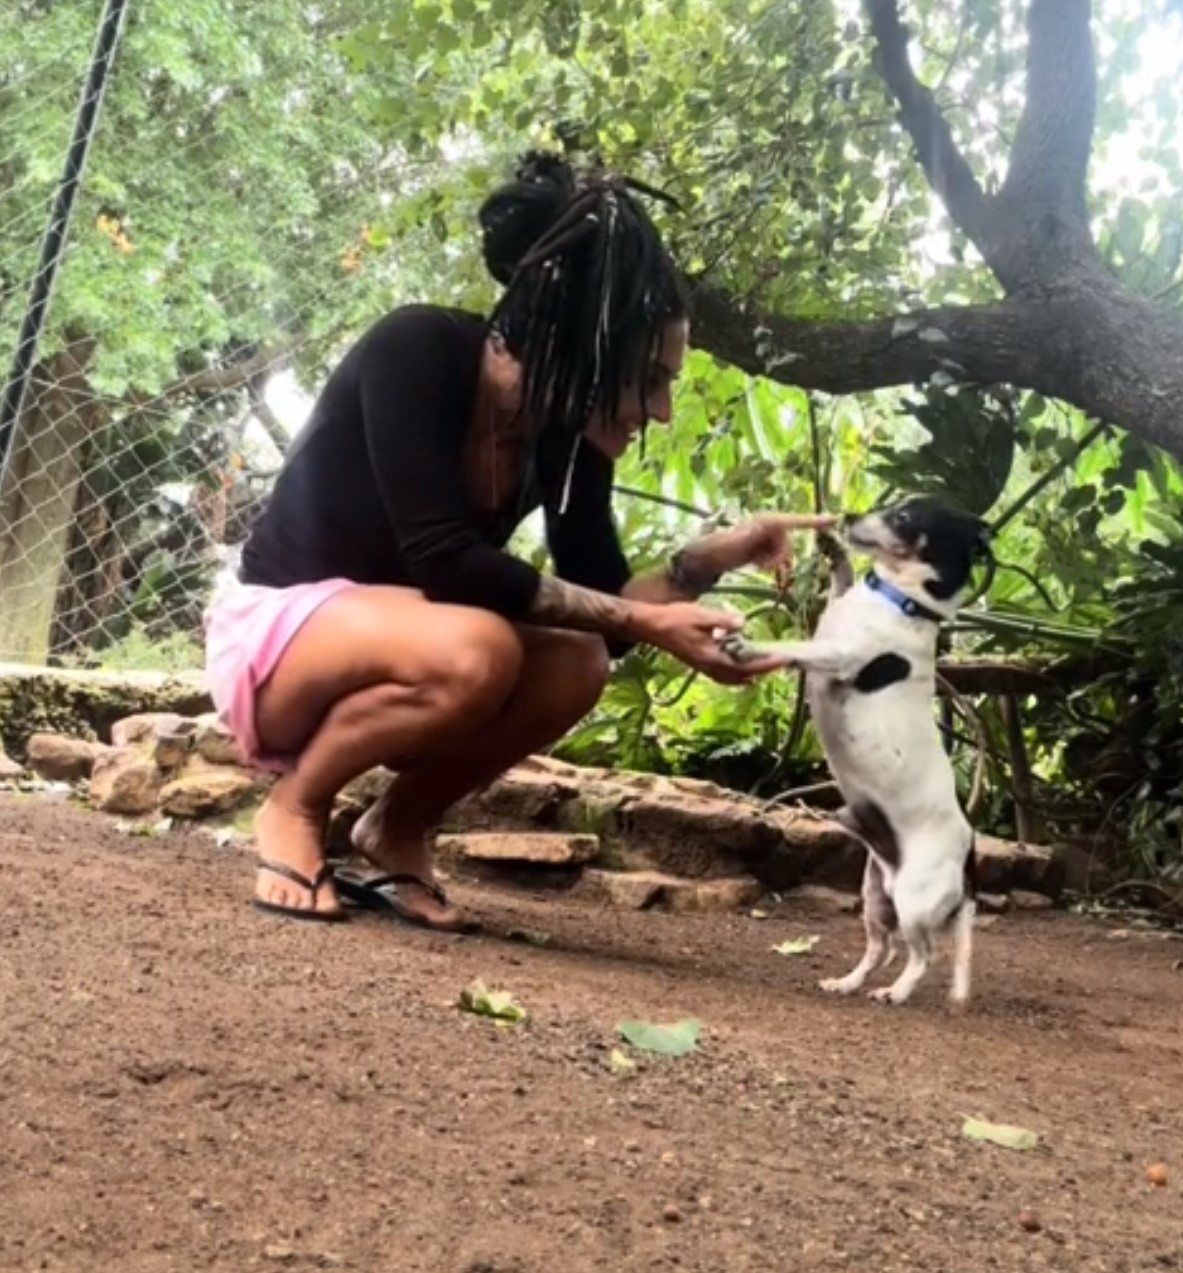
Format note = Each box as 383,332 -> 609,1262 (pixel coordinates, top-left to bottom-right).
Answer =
819,975 -> 862,997
816,531 -> 846,563
868,986 -> 911,1007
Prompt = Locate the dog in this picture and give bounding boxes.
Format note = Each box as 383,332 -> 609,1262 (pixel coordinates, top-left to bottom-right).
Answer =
724,495 -> 993,1006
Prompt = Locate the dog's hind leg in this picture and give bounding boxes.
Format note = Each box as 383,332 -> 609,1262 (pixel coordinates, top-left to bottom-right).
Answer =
869,922 -> 933,1006
949,896 -> 975,1006
949,835 -> 978,1006
819,856 -> 897,996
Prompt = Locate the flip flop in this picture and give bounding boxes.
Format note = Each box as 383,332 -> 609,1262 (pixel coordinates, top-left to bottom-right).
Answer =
333,870 -> 481,934
253,859 -> 348,924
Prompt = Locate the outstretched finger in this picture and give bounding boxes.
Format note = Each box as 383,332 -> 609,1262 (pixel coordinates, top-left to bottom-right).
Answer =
758,513 -> 837,533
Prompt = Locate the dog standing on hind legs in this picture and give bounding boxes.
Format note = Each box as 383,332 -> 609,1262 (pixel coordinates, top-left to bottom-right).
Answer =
724,495 -> 993,1007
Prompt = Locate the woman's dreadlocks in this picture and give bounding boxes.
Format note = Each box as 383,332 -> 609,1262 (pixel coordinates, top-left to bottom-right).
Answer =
478,151 -> 687,441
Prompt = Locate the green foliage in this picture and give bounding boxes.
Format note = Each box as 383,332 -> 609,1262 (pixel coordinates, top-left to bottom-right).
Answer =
867,386 -> 1017,517
90,626 -> 205,675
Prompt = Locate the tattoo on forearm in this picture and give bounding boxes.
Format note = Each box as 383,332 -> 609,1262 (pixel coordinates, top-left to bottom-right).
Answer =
526,575 -> 640,638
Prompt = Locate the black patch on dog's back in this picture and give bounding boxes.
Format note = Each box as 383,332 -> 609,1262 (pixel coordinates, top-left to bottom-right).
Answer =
853,653 -> 911,693
836,799 -> 900,869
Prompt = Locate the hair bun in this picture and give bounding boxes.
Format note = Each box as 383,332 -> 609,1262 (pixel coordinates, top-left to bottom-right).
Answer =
478,150 -> 577,285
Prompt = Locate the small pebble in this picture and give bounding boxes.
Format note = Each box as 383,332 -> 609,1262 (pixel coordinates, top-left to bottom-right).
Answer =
662,1204 -> 683,1224
1018,1209 -> 1042,1233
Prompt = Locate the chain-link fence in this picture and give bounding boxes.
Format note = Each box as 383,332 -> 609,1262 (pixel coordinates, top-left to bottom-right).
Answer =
0,0 -> 462,673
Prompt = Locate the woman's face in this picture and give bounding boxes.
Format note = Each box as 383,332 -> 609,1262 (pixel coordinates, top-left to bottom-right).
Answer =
584,316 -> 689,460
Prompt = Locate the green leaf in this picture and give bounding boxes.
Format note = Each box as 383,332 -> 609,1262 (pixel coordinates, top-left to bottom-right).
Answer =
961,1118 -> 1040,1151
616,1017 -> 702,1056
771,935 -> 820,955
458,980 -> 527,1024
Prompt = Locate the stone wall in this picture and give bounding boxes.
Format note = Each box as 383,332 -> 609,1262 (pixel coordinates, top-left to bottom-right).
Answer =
3,699 -> 1108,913
0,664 -> 211,763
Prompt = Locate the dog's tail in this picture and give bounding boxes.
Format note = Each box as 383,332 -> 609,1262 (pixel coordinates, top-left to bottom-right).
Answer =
949,835 -> 978,1006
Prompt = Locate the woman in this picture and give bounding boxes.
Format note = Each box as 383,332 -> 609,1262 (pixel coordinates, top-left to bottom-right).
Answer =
203,151 -> 831,931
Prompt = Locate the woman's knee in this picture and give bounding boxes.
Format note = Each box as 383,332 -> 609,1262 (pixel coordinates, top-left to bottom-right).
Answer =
423,609 -> 524,721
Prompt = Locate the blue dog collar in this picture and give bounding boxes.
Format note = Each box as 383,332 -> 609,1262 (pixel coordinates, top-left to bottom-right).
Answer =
863,571 -> 944,624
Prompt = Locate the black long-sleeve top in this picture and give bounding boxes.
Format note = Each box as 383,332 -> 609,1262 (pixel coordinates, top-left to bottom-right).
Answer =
239,304 -> 633,617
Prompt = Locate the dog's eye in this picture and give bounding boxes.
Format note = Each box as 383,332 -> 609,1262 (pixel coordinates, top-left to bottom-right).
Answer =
894,509 -> 912,527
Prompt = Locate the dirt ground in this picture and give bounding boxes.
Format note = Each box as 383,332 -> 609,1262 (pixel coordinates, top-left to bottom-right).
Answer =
2,793 -> 1182,1273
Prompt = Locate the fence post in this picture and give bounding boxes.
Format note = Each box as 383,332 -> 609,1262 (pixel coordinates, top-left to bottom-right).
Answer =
0,0 -> 132,492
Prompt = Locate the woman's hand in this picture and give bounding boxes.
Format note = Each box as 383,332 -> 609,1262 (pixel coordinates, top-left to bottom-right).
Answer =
687,513 -> 836,580
629,602 -> 794,685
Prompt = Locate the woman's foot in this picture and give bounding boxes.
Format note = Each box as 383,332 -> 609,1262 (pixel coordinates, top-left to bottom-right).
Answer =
253,785 -> 344,920
348,799 -> 479,932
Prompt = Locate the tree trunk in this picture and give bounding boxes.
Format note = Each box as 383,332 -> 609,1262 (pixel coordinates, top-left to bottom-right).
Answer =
0,339 -> 99,664
50,461 -> 128,662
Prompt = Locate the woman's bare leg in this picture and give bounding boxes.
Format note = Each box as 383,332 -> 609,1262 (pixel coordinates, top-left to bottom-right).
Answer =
350,627 -> 610,921
249,586 -> 524,917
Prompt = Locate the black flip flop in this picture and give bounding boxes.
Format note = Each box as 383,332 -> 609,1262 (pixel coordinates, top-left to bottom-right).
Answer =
253,859 -> 348,924
334,870 -> 481,934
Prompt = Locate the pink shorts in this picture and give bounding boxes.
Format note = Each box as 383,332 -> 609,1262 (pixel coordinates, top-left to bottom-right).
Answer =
202,575 -> 361,773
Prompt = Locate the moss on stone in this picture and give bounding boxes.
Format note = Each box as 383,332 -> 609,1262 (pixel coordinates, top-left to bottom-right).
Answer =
0,667 -> 211,761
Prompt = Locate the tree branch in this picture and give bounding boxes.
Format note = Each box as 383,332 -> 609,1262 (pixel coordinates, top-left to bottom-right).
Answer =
689,280 -> 1036,393
687,277 -> 1183,456
863,0 -> 997,265
1000,0 -> 1096,227
126,345 -> 291,409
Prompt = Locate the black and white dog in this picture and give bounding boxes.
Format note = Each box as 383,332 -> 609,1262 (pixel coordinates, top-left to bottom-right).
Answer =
724,496 -> 992,1006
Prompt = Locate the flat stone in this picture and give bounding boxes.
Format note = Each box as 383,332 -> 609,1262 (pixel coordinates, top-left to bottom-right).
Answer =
976,893 -> 1012,914
1011,889 -> 1056,911
791,884 -> 860,915
160,768 -> 264,819
1049,841 -> 1114,895
111,713 -> 194,749
436,831 -> 599,867
193,714 -> 246,767
26,732 -> 111,782
90,748 -> 163,815
664,874 -> 764,914
578,869 -> 665,910
579,868 -> 762,914
516,754 -> 589,779
474,768 -> 582,824
153,727 -> 194,773
975,835 -> 1055,894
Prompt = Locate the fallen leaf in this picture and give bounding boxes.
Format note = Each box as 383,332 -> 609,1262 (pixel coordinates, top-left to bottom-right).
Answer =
961,1118 -> 1040,1151
616,1018 -> 701,1057
457,980 -> 527,1025
772,935 -> 820,956
609,1047 -> 636,1073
